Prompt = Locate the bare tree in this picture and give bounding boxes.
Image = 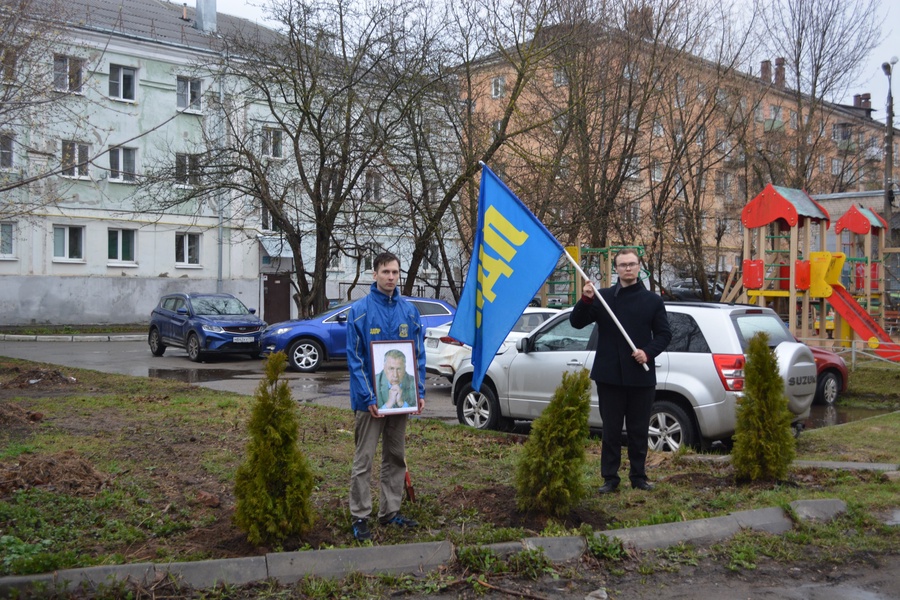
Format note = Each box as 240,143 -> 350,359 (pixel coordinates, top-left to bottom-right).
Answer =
747,0 -> 882,191
138,0 -> 456,316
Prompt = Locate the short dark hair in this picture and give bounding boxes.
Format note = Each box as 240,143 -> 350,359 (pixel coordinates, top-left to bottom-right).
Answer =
614,248 -> 640,266
374,252 -> 400,272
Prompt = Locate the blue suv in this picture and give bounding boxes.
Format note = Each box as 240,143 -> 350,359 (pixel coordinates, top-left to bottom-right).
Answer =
148,293 -> 266,362
261,297 -> 455,372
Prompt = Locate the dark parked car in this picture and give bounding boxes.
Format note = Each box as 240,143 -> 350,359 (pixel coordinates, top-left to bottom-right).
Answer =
261,297 -> 456,372
148,293 -> 266,362
664,279 -> 725,302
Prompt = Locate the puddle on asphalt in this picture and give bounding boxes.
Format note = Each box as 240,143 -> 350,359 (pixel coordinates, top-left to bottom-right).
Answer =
804,405 -> 893,430
148,368 -> 258,383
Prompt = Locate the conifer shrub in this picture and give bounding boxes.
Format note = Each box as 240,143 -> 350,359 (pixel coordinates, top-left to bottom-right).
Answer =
731,332 -> 796,482
515,369 -> 592,516
234,352 -> 315,545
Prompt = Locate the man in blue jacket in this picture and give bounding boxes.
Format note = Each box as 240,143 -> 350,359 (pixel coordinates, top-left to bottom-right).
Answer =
570,248 -> 671,493
346,252 -> 425,541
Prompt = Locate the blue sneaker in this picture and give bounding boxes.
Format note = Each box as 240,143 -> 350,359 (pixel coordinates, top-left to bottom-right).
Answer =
352,518 -> 371,541
381,513 -> 419,528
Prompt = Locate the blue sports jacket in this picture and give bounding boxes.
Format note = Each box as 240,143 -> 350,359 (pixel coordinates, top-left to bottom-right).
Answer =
346,283 -> 426,412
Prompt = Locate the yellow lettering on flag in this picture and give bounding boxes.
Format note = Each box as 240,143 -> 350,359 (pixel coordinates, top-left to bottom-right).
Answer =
483,206 -> 529,261
477,206 -> 529,317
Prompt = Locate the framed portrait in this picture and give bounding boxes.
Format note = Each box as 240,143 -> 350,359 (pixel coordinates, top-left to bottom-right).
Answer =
370,340 -> 420,415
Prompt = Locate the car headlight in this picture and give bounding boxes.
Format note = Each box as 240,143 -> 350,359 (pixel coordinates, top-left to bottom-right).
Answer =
274,327 -> 292,335
201,324 -> 225,333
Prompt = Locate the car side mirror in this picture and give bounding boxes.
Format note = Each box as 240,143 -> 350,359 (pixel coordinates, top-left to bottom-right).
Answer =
336,313 -> 347,323
516,337 -> 528,353
176,307 -> 188,315
249,308 -> 257,314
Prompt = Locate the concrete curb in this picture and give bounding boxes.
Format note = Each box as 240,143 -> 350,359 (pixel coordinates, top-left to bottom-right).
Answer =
0,334 -> 145,342
0,499 -> 855,596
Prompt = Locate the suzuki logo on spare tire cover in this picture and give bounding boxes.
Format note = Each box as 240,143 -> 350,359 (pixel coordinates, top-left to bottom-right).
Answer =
774,341 -> 817,416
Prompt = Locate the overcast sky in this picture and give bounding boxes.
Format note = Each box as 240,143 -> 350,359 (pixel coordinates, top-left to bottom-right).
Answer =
212,0 -> 898,124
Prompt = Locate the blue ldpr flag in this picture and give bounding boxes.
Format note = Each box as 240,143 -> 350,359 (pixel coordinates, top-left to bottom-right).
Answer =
449,164 -> 565,392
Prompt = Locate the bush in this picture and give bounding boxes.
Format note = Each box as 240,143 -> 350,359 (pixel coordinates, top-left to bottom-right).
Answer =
731,332 -> 796,482
234,352 -> 315,545
515,369 -> 592,516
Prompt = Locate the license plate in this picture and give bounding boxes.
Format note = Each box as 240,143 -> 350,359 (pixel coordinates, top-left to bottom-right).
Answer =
233,336 -> 255,343
426,338 -> 438,348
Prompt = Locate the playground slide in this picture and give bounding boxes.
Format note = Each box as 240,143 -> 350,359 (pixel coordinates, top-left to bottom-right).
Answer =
828,286 -> 900,361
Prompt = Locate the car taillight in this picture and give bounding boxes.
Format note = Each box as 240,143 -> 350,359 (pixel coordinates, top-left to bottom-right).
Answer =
713,354 -> 745,391
439,336 -> 464,347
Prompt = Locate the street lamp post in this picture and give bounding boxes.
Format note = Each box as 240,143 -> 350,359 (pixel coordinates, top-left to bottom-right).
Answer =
884,57 -> 897,246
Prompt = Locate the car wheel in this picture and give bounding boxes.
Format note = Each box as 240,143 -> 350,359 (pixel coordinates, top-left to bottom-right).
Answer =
814,371 -> 840,405
186,333 -> 203,362
648,400 -> 696,452
288,339 -> 323,372
148,328 -> 166,357
456,381 -> 502,430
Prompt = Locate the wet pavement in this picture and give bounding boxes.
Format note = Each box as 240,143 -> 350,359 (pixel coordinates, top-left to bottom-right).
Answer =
0,339 -> 460,422
0,338 -> 893,428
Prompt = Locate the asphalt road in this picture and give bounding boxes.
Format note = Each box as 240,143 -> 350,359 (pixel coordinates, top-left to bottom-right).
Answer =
0,339 -> 459,423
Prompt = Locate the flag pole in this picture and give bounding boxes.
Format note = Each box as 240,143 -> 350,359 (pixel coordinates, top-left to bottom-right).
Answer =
561,250 -> 650,372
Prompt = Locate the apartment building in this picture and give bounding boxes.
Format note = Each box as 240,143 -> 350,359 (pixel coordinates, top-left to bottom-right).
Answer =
0,0 -> 462,325
466,20 -> 897,292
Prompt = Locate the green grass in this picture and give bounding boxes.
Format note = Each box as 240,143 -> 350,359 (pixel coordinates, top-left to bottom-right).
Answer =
0,356 -> 898,595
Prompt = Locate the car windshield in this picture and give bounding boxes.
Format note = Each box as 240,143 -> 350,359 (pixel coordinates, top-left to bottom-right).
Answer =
512,313 -> 547,333
315,302 -> 352,319
191,297 -> 250,316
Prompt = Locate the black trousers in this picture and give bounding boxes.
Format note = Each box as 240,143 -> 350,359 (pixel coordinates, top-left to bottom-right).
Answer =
595,382 -> 654,485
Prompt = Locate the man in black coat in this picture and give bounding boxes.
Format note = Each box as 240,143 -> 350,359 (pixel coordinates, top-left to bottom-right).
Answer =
569,249 -> 671,493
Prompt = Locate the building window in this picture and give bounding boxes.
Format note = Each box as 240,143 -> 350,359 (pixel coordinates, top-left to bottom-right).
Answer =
626,201 -> 640,223
553,68 -> 568,87
831,158 -> 841,175
624,156 -> 640,179
0,46 -> 17,81
832,123 -> 851,142
652,119 -> 664,137
176,76 -> 201,111
108,228 -> 135,262
790,110 -> 798,130
651,160 -> 663,182
819,155 -> 826,173
53,225 -> 84,260
61,141 -> 89,178
53,54 -> 83,92
754,104 -> 764,122
175,232 -> 200,265
328,253 -> 342,270
262,127 -> 283,158
491,76 -> 505,99
175,153 -> 201,185
770,105 -> 782,123
108,65 -> 136,101
0,134 -> 12,169
109,147 -> 136,182
364,170 -> 383,202
0,222 -> 13,256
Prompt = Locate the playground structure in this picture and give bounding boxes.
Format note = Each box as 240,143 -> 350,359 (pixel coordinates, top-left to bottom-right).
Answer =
736,184 -> 900,361
534,186 -> 900,361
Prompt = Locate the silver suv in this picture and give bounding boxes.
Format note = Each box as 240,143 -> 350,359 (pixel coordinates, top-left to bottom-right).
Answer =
451,303 -> 817,450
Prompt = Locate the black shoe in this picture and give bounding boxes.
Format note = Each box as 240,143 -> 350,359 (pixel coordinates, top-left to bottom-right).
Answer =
598,481 -> 619,494
380,513 -> 419,528
352,518 -> 371,541
631,480 -> 654,491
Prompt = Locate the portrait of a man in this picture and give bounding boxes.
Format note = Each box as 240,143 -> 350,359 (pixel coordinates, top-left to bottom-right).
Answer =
375,347 -> 418,411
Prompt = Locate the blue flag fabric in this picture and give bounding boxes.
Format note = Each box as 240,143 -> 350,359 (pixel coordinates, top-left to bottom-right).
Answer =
449,164 -> 565,392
